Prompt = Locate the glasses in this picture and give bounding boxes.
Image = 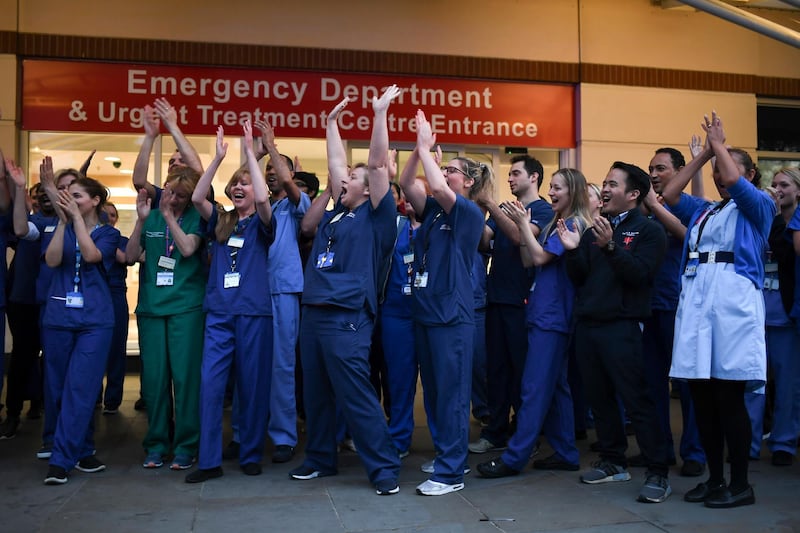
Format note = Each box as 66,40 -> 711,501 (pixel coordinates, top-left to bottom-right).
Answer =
441,166 -> 467,177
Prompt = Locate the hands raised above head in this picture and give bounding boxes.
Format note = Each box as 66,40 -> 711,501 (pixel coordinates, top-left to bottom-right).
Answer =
372,84 -> 401,114
328,97 -> 352,125
415,110 -> 436,152
5,157 -> 25,188
142,105 -> 161,137
255,118 -> 276,153
214,125 -> 228,160
701,110 -> 725,146
153,98 -> 178,129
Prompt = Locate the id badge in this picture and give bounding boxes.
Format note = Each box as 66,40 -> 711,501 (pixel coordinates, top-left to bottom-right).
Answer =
224,271 -> 241,288
44,225 -> 56,233
156,271 -> 174,286
414,272 -> 429,288
402,253 -> 415,264
227,236 -> 245,248
684,258 -> 699,278
765,261 -> 778,273
402,284 -> 412,296
157,255 -> 176,270
316,252 -> 335,269
65,291 -> 84,309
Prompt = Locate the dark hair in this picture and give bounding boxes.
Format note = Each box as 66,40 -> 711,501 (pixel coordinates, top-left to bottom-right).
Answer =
510,154 -> 544,189
610,161 -> 650,205
654,147 -> 686,170
293,171 -> 319,199
71,176 -> 108,216
55,168 -> 82,188
728,148 -> 761,187
390,182 -> 401,198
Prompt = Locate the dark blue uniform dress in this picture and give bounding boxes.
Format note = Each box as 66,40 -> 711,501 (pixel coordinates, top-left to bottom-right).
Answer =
299,191 -> 400,485
41,223 -> 119,471
413,195 -> 484,484
198,209 -> 275,469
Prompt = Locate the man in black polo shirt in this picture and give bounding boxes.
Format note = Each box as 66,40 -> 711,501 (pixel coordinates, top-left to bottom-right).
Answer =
558,161 -> 671,503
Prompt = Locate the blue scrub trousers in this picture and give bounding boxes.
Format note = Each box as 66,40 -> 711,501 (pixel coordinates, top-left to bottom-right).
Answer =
502,328 -> 578,469
641,309 -> 705,464
299,306 -> 399,485
747,324 -> 800,456
380,311 -> 417,453
42,327 -> 112,470
198,313 -> 273,469
102,288 -> 129,409
416,321 -> 473,484
471,308 -> 489,419
268,293 -> 300,447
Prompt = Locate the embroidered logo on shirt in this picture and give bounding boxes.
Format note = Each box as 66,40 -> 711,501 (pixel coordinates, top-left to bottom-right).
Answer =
439,224 -> 452,231
621,231 -> 639,249
145,231 -> 166,238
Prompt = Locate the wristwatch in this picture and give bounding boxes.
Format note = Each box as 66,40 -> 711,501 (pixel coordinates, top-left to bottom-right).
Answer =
604,240 -> 616,252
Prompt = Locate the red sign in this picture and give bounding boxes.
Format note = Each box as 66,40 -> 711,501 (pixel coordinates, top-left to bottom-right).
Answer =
22,60 -> 575,147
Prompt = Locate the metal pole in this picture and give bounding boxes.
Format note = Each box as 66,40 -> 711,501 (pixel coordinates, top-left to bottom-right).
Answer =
776,0 -> 800,9
676,0 -> 800,49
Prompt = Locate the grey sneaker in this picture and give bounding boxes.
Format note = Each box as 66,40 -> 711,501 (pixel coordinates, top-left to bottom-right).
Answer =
638,473 -> 672,503
580,460 -> 632,484
468,437 -> 506,454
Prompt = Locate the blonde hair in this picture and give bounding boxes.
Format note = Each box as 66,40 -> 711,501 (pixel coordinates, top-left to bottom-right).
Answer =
215,168 -> 250,243
541,168 -> 593,238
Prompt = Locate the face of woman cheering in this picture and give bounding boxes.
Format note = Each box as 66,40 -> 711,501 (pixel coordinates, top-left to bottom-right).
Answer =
229,174 -> 255,214
442,160 -> 473,197
69,183 -> 100,218
771,172 -> 800,212
548,173 -> 572,218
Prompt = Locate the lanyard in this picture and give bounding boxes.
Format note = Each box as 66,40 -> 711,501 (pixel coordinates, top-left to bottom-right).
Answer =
419,210 -> 443,274
322,208 -> 348,255
164,216 -> 184,258
406,223 -> 417,284
227,214 -> 254,272
691,199 -> 730,252
73,224 -> 101,292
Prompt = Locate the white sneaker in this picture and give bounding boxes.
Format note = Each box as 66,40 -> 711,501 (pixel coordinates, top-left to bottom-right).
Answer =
416,479 -> 464,496
420,459 -> 470,475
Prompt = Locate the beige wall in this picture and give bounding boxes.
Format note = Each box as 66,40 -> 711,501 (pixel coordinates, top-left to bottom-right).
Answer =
0,54 -> 17,158
578,83 -> 757,196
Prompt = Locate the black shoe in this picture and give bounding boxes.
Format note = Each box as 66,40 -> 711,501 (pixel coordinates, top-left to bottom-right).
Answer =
684,480 -> 726,503
532,453 -> 579,471
575,430 -> 588,441
185,466 -> 223,483
476,457 -> 519,478
289,465 -> 335,480
241,463 -> 262,476
75,456 -> 106,473
772,450 -> 793,466
222,440 -> 240,461
44,465 -> 68,485
272,445 -> 295,464
704,485 -> 755,508
134,397 -> 146,411
0,416 -> 20,439
27,401 -> 42,420
680,460 -> 705,477
589,441 -> 602,452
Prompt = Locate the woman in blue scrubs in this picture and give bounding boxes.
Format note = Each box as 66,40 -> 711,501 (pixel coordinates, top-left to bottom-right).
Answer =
399,110 -> 488,496
291,87 -> 402,496
477,168 -> 592,477
41,175 -> 120,485
186,122 -> 275,482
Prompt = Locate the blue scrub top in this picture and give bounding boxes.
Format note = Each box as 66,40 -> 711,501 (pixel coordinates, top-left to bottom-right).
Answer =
41,223 -> 119,329
472,250 -> 488,310
268,193 -> 310,295
784,206 -> 800,322
302,190 -> 396,317
9,212 -> 58,305
526,220 -> 576,334
204,208 -> 275,316
486,198 -> 552,306
650,194 -> 694,311
382,217 -> 416,318
36,217 -> 60,304
411,195 -> 484,326
108,235 -> 129,292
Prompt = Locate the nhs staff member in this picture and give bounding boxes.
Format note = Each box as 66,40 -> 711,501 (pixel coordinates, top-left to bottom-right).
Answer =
186,122 -> 275,483
42,175 -> 120,485
400,110 -> 487,496
291,87 -> 402,496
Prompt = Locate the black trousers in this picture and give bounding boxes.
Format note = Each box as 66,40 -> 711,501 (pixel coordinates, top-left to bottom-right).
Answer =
575,319 -> 670,476
5,302 -> 43,417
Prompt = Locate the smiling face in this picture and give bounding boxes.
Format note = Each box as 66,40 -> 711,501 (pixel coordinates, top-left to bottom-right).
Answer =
340,166 -> 368,209
69,183 -> 100,217
103,204 -> 119,226
442,159 -> 473,197
548,172 -> 571,217
265,158 -> 282,195
168,151 -> 186,173
648,152 -> 679,195
772,171 -> 800,211
601,168 -> 639,216
225,171 -> 255,214
165,180 -> 192,214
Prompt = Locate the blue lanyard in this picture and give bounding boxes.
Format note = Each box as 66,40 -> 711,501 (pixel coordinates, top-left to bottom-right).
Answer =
73,224 -> 101,292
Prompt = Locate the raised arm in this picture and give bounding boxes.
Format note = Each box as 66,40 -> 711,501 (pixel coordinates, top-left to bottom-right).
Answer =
300,180 -> 331,237
132,105 -> 160,199
399,148 -> 426,216
642,186 -> 687,240
256,118 -> 301,206
416,110 -> 456,213
192,126 -> 227,221
5,158 -> 32,238
367,85 -> 401,209
79,149 -> 96,178
688,134 -> 706,199
153,98 -> 203,174
125,189 -> 149,263
661,127 -> 713,206
243,120 -> 272,225
704,111 -> 739,189
326,98 -> 351,202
